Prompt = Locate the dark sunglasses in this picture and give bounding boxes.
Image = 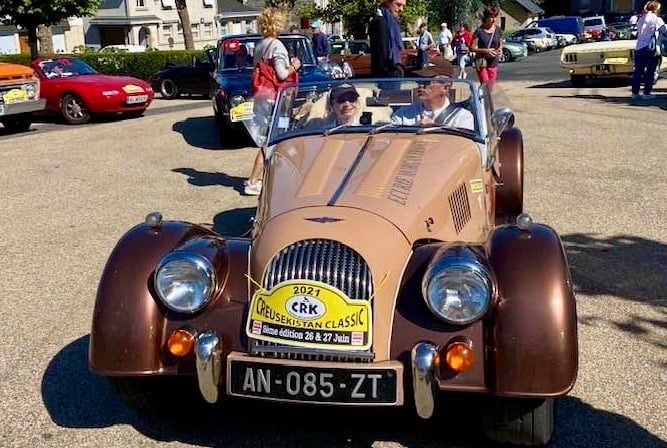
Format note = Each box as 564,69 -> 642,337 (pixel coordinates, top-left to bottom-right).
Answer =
334,92 -> 359,104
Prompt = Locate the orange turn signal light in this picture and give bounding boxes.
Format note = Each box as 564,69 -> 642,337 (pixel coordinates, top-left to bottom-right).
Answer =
444,342 -> 475,373
167,329 -> 195,357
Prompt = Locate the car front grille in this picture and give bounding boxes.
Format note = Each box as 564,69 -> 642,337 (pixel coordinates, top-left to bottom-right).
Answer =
251,239 -> 375,362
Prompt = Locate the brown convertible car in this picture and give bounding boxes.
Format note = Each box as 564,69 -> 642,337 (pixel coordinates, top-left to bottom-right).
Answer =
90,78 -> 578,446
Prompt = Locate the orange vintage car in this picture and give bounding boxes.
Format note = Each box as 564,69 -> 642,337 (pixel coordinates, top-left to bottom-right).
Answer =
0,62 -> 46,133
90,77 -> 578,446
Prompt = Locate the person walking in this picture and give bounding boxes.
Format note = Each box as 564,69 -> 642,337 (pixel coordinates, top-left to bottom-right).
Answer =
452,23 -> 473,79
631,1 -> 667,100
439,22 -> 453,60
417,23 -> 435,69
471,5 -> 503,91
311,19 -> 330,63
369,0 -> 407,78
243,7 -> 301,196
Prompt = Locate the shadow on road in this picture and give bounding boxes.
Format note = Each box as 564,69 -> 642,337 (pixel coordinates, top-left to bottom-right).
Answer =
212,207 -> 256,237
549,93 -> 667,109
42,335 -> 666,448
172,167 -> 246,195
529,78 -> 632,89
562,233 -> 666,307
172,116 -> 253,150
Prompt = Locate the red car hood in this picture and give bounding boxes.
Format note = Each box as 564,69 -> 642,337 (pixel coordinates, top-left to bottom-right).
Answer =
56,74 -> 150,90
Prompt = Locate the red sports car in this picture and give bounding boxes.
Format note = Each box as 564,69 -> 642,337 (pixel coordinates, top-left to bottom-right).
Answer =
31,57 -> 154,125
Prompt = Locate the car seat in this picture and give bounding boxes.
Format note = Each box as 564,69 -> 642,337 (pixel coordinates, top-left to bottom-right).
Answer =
302,86 -> 393,128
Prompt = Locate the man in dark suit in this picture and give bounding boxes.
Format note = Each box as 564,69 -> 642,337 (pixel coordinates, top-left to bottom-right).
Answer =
369,0 -> 407,77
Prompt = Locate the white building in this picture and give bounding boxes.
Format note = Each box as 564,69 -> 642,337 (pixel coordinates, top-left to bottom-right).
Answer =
85,0 -> 221,50
216,0 -> 260,36
0,19 -> 86,55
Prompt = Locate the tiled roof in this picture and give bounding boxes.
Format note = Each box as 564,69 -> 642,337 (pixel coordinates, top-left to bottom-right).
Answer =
217,0 -> 260,13
513,0 -> 545,15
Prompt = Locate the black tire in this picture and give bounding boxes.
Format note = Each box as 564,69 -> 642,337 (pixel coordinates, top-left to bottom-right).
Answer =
1,113 -> 32,133
216,110 -> 248,147
482,398 -> 555,446
570,75 -> 586,87
160,78 -> 179,99
108,376 -> 201,415
61,94 -> 91,125
503,49 -> 513,62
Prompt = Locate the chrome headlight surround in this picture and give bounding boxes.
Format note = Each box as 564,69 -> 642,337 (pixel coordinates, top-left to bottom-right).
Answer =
154,251 -> 216,314
229,95 -> 245,107
341,61 -> 354,79
24,82 -> 38,99
421,247 -> 494,325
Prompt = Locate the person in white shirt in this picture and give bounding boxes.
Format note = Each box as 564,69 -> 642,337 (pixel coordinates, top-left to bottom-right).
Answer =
631,1 -> 667,99
391,75 -> 475,130
417,23 -> 435,69
439,23 -> 453,60
629,11 -> 639,26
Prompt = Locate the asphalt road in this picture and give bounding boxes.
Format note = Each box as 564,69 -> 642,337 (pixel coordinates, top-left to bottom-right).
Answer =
1,49 -> 665,448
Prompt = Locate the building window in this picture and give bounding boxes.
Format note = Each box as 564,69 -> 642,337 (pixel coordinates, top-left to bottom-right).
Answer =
163,24 -> 173,39
136,0 -> 145,7
161,0 -> 176,9
220,21 -> 228,35
204,23 -> 213,38
203,0 -> 214,7
177,23 -> 183,35
192,23 -> 200,39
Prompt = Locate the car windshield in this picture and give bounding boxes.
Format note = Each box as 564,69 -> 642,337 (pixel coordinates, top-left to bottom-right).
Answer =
39,58 -> 97,78
265,79 -> 482,145
585,18 -> 604,26
218,36 -> 316,70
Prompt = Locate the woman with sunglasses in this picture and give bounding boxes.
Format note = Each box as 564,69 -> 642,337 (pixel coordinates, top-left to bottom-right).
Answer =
326,84 -> 361,126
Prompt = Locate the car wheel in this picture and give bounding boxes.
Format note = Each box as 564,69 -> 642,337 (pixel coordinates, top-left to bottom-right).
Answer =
160,78 -> 179,99
61,94 -> 91,125
108,376 -> 201,415
216,111 -> 247,147
482,398 -> 555,446
1,113 -> 32,133
570,75 -> 586,87
502,49 -> 512,62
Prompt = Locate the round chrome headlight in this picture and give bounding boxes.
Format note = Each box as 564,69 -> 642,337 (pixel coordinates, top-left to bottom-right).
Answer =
330,64 -> 344,79
230,95 -> 245,107
24,83 -> 38,99
341,62 -> 354,78
154,252 -> 216,313
421,247 -> 493,325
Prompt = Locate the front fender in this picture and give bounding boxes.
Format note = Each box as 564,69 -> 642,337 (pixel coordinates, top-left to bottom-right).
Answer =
89,221 -> 252,376
489,223 -> 578,397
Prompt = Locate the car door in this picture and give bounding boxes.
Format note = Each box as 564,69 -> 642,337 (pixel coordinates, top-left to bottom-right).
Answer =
191,59 -> 214,94
31,62 -> 60,112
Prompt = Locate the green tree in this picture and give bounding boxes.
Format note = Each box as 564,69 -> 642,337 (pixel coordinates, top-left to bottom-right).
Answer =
0,0 -> 100,59
175,0 -> 194,50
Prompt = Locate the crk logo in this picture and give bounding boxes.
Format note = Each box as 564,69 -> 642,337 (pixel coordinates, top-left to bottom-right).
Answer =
285,296 -> 326,320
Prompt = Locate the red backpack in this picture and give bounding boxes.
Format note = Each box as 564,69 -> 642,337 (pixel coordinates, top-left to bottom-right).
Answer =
251,39 -> 298,100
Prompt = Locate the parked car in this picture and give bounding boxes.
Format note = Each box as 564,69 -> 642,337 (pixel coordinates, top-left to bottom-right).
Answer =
150,54 -> 216,99
30,57 -> 154,125
583,16 -> 607,41
90,77 -> 579,447
555,33 -> 578,46
505,28 -> 552,52
607,22 -> 634,40
211,34 -> 332,142
528,16 -> 585,43
501,40 -> 528,62
561,39 -> 667,86
328,39 -> 440,77
0,62 -> 46,133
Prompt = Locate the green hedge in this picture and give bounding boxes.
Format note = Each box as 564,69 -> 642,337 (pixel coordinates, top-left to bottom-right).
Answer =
0,50 -> 206,81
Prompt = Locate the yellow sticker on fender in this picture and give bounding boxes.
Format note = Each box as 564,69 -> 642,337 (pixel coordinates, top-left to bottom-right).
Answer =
230,101 -> 254,122
246,280 -> 373,351
3,89 -> 27,104
122,84 -> 144,93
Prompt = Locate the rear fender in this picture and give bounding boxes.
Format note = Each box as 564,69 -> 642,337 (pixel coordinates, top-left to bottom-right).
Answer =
489,223 -> 578,397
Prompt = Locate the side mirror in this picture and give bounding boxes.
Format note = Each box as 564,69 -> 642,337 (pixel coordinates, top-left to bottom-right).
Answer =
491,107 -> 515,134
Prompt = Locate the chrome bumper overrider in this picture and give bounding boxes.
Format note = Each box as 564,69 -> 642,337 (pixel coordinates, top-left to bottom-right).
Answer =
195,331 -> 222,403
411,342 -> 438,419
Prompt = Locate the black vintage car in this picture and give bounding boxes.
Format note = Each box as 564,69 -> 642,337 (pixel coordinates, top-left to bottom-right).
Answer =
150,53 -> 217,99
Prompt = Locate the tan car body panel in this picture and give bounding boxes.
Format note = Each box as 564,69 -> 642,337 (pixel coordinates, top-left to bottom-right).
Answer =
561,39 -> 667,76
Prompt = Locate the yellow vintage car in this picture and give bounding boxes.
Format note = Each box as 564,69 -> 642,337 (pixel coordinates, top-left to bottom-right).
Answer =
561,39 -> 667,86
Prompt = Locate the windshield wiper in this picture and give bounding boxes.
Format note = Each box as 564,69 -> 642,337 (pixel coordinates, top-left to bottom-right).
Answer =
416,126 -> 476,138
324,124 -> 356,136
369,122 -> 398,135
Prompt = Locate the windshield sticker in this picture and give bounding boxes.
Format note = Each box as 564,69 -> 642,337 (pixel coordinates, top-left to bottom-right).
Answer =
386,141 -> 428,205
278,116 -> 290,129
470,179 -> 484,193
246,280 -> 373,351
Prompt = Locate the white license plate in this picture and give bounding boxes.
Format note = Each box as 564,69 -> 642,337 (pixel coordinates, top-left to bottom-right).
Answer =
126,95 -> 148,104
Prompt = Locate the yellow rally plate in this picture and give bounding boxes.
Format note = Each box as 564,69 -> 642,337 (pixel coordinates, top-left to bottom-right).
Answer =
230,101 -> 254,122
3,89 -> 28,104
246,280 -> 372,351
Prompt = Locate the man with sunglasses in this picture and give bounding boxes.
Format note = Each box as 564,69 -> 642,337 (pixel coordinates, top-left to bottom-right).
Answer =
390,68 -> 474,130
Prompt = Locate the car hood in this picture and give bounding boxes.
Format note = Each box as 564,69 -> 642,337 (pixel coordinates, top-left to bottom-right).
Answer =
256,132 -> 489,245
56,74 -> 150,90
563,40 -> 636,53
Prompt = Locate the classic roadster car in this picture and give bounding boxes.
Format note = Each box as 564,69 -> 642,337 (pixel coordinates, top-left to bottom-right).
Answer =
90,78 -> 578,446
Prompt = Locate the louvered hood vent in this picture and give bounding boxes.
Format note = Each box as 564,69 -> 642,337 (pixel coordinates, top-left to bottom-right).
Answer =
449,183 -> 471,234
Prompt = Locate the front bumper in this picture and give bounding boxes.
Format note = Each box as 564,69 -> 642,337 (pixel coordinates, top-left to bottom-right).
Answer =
562,63 -> 634,77
0,99 -> 46,116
